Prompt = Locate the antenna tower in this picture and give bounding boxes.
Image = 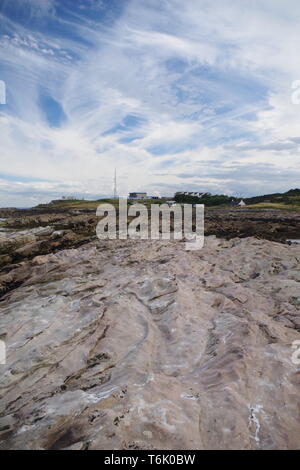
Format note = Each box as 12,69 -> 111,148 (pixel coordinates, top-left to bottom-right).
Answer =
113,168 -> 117,199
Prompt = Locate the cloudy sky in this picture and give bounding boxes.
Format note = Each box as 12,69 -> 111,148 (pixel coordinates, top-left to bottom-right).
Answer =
0,0 -> 300,206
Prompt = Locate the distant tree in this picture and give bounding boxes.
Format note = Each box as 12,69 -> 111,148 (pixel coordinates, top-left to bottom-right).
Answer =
174,193 -> 238,206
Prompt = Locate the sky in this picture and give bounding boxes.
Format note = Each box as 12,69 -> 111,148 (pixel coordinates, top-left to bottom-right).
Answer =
0,0 -> 300,206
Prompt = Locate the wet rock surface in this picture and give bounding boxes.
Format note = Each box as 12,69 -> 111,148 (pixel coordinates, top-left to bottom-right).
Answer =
204,209 -> 300,242
0,236 -> 299,449
1,206 -> 299,248
0,226 -> 92,270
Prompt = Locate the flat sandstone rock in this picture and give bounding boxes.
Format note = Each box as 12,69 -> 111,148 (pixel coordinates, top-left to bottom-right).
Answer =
0,236 -> 299,450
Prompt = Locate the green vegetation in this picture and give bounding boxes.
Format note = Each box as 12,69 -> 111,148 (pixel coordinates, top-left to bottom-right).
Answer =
36,197 -> 165,210
36,199 -> 103,210
36,188 -> 300,212
246,202 -> 300,211
174,192 -> 238,206
244,188 -> 300,206
174,189 -> 300,210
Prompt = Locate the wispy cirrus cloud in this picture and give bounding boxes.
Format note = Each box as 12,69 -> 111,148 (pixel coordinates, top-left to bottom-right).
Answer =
0,0 -> 56,21
0,0 -> 300,206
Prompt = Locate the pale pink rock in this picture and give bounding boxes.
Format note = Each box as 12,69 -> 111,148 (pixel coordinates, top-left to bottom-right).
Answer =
0,237 -> 299,450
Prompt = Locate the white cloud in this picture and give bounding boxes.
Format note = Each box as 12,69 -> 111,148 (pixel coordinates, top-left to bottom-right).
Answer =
0,0 -> 300,205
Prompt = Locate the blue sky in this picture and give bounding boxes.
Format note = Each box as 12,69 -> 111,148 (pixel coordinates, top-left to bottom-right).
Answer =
0,0 -> 300,206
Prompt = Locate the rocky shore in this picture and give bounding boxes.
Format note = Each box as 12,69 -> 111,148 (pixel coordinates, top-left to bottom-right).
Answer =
0,207 -> 299,449
0,206 -> 299,271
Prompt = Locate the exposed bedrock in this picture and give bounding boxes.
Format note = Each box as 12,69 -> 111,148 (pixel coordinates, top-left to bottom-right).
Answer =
0,227 -> 91,270
0,236 -> 299,449
1,207 -> 300,246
